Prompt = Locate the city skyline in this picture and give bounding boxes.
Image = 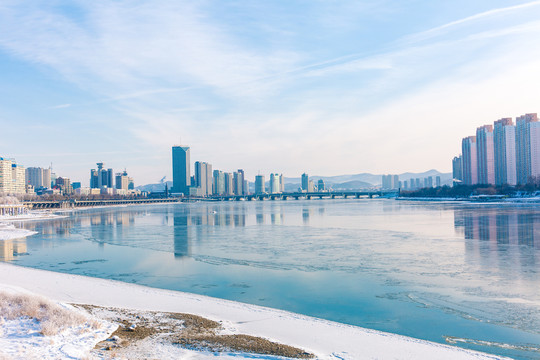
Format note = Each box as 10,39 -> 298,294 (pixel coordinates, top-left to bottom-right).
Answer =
2,2 -> 540,184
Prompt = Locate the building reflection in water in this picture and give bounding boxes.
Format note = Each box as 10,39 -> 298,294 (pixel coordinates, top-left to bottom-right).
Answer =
454,208 -> 540,249
302,206 -> 311,224
173,207 -> 191,258
172,203 -> 250,259
0,238 -> 27,261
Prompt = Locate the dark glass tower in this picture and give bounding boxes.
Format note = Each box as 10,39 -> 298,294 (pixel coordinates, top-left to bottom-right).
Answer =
172,146 -> 191,195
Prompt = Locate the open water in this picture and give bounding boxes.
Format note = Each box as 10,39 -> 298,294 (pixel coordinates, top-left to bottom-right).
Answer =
2,199 -> 540,359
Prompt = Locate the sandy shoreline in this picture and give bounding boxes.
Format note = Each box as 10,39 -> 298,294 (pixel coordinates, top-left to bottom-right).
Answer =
0,262 -> 506,359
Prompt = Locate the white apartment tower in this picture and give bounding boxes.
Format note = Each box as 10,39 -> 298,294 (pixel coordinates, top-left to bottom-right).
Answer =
476,125 -> 495,185
493,118 -> 517,186
0,157 -> 26,195
269,173 -> 280,194
462,136 -> 478,185
516,113 -> 538,184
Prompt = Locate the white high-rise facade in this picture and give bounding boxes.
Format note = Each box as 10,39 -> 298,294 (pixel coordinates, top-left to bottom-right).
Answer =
530,121 -> 540,179
493,118 -> 516,186
269,174 -> 280,194
255,175 -> 265,195
516,113 -> 538,184
476,125 -> 495,185
194,161 -> 213,197
462,136 -> 478,185
26,167 -> 43,188
0,157 -> 26,195
0,157 -> 13,194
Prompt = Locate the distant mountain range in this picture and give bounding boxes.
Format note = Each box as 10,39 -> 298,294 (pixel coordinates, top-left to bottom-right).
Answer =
137,170 -> 452,192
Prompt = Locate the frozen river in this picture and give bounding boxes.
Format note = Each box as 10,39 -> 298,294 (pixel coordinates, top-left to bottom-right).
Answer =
3,199 -> 540,359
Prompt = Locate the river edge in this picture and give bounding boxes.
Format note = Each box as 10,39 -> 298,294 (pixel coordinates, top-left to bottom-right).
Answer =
0,262 -> 505,359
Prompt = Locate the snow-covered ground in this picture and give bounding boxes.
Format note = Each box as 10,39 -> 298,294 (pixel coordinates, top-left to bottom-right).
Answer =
0,211 -> 65,222
0,223 -> 37,241
0,263 -> 507,360
0,287 -> 116,359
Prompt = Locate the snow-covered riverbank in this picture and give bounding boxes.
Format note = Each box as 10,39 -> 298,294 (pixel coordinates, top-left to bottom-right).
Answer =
0,223 -> 37,241
0,263 -> 506,359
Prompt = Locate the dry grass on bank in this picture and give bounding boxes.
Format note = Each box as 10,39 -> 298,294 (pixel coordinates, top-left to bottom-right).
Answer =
80,305 -> 314,359
0,291 -> 100,336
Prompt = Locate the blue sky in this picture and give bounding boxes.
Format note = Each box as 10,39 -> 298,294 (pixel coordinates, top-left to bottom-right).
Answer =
1,0 -> 540,186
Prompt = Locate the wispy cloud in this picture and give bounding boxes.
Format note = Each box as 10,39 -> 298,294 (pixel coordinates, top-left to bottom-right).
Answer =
49,104 -> 71,109
404,0 -> 540,44
2,1 -> 540,183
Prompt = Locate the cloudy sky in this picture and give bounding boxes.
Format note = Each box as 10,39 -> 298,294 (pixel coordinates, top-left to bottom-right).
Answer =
1,1 -> 540,186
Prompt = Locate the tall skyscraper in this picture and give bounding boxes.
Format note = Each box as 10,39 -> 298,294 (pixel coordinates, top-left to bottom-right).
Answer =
233,171 -> 243,195
115,170 -> 130,190
90,169 -> 99,188
205,163 -> 213,196
452,156 -> 463,183
516,113 -> 538,184
530,121 -> 540,180
476,125 -> 495,185
224,172 -> 233,195
11,163 -> 26,194
269,174 -> 280,194
255,175 -> 265,194
382,174 -> 399,189
195,161 -> 210,196
237,169 -> 245,195
493,118 -> 517,186
301,173 -> 308,191
26,167 -> 43,188
172,146 -> 191,195
43,168 -> 51,189
0,157 -> 13,194
90,163 -> 114,189
213,170 -> 225,195
462,136 -> 478,185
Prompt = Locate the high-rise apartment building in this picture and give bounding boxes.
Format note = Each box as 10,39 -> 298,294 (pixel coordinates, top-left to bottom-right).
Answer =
172,146 -> 191,195
462,136 -> 478,185
452,156 -> 463,183
224,172 -> 233,195
0,158 -> 13,194
493,118 -> 517,186
115,170 -> 130,190
11,163 -> 26,194
194,161 -> 212,196
237,169 -> 245,195
56,177 -> 72,195
382,174 -> 400,189
43,168 -> 51,189
516,113 -> 538,184
476,125 -> 495,185
255,175 -> 265,195
0,158 -> 26,195
90,162 -> 114,189
26,167 -> 43,188
269,173 -> 280,194
301,173 -> 308,191
318,179 -> 325,191
530,122 -> 540,180
213,170 -> 225,195
308,180 -> 315,192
